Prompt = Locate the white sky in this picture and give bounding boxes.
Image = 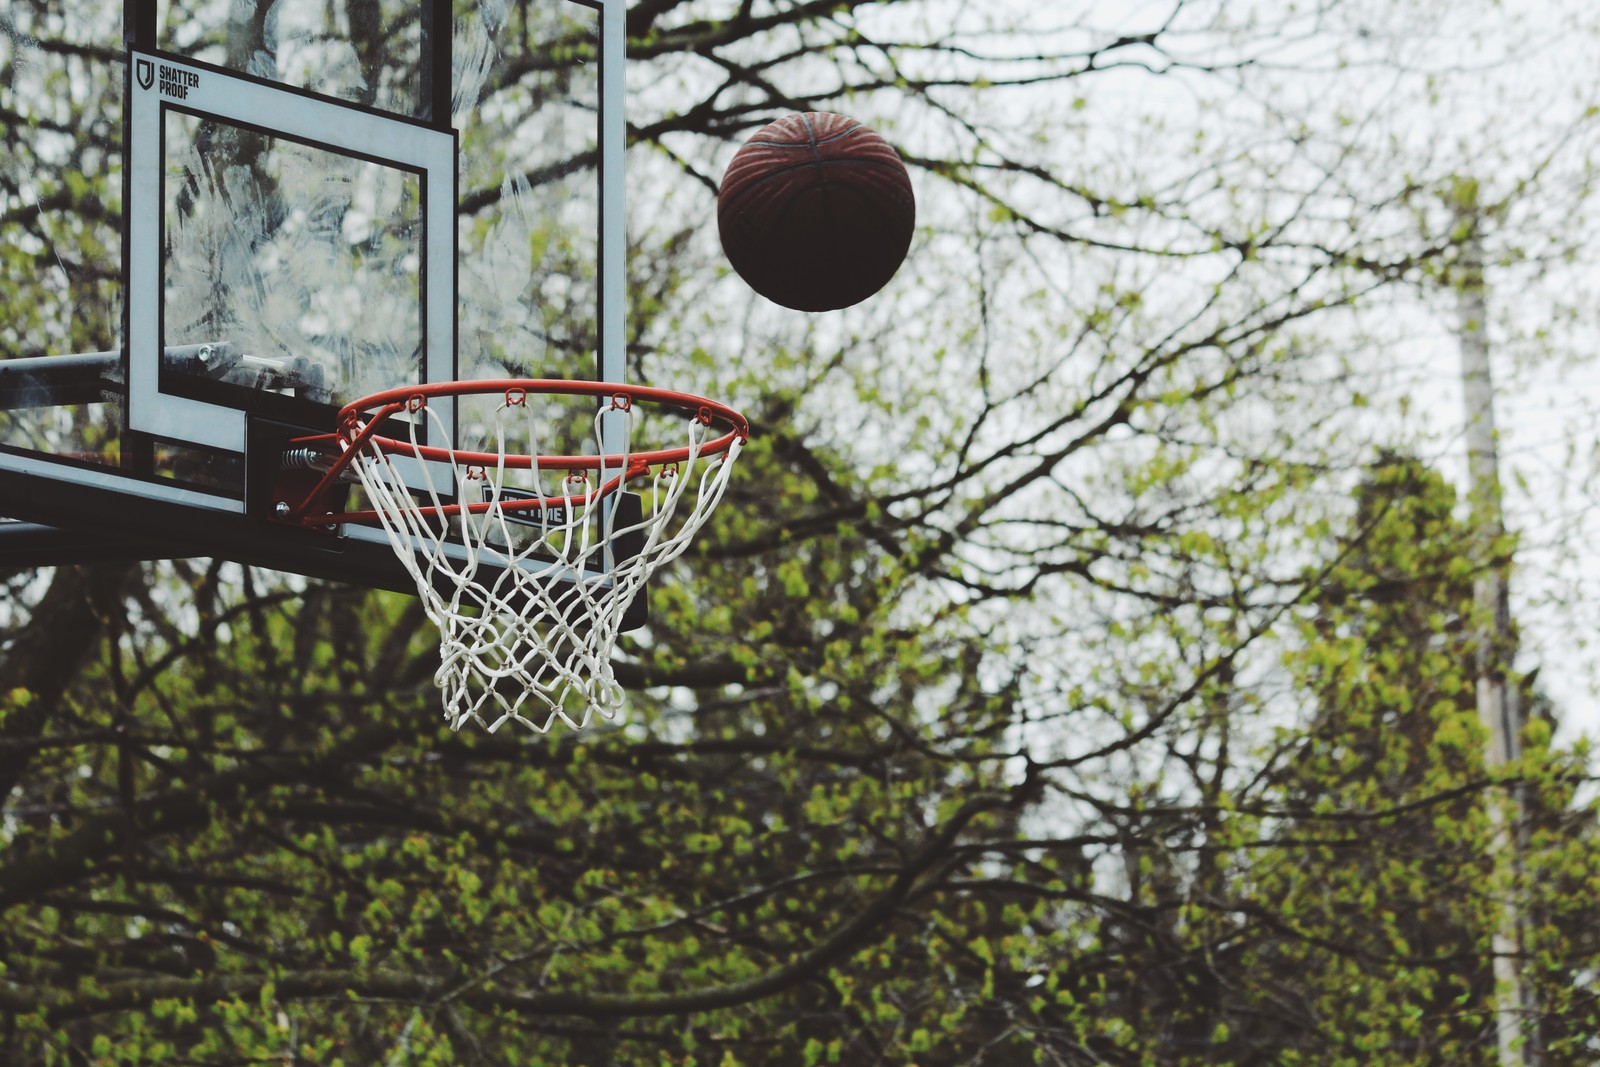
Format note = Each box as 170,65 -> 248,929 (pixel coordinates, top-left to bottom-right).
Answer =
866,0 -> 1600,745
1074,0 -> 1600,744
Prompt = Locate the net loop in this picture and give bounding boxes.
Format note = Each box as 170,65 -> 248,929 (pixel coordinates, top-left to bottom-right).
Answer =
331,379 -> 746,736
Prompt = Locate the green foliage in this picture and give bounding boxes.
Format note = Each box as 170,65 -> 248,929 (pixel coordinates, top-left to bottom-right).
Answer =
5,1 -> 1600,1065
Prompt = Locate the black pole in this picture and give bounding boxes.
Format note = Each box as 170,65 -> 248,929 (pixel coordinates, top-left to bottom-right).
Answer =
423,0 -> 453,128
124,0 -> 155,50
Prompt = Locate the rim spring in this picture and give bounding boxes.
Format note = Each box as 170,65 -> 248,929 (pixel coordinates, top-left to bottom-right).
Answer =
279,445 -> 328,471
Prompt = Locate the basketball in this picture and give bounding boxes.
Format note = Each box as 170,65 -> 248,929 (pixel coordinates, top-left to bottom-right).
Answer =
718,113 -> 916,313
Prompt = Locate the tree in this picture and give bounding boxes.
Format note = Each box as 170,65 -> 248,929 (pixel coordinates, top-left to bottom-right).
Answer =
1243,454 -> 1600,1064
4,1 -> 1600,1064
1038,456 -> 1600,1065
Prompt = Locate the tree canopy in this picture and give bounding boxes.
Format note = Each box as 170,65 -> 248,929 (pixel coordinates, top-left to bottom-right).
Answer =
3,0 -> 1599,1063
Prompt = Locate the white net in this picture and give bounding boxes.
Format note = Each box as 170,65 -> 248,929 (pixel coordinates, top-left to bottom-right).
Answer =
342,388 -> 742,733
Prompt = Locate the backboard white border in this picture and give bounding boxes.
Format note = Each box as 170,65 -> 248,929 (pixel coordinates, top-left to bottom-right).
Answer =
126,50 -> 457,455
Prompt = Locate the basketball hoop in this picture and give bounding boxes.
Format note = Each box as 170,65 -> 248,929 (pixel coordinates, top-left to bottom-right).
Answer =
281,380 -> 748,734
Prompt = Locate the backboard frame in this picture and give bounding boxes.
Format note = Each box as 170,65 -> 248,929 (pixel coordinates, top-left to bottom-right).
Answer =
124,49 -> 459,460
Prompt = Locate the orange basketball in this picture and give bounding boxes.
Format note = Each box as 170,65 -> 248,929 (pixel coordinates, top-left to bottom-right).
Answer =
717,113 -> 916,313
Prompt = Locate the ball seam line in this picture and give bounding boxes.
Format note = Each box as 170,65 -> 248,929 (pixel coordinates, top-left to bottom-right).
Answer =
742,125 -> 864,150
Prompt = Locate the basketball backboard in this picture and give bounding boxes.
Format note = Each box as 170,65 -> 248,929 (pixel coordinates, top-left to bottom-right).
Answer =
0,0 -> 634,618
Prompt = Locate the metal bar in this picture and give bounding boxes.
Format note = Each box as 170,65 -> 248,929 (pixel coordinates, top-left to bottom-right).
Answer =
282,402 -> 408,524
0,520 -> 177,566
0,344 -> 326,411
124,0 -> 155,50
424,0 -> 452,129
0,351 -> 120,410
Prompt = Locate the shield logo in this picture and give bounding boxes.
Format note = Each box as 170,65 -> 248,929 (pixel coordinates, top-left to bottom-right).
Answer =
136,58 -> 154,91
